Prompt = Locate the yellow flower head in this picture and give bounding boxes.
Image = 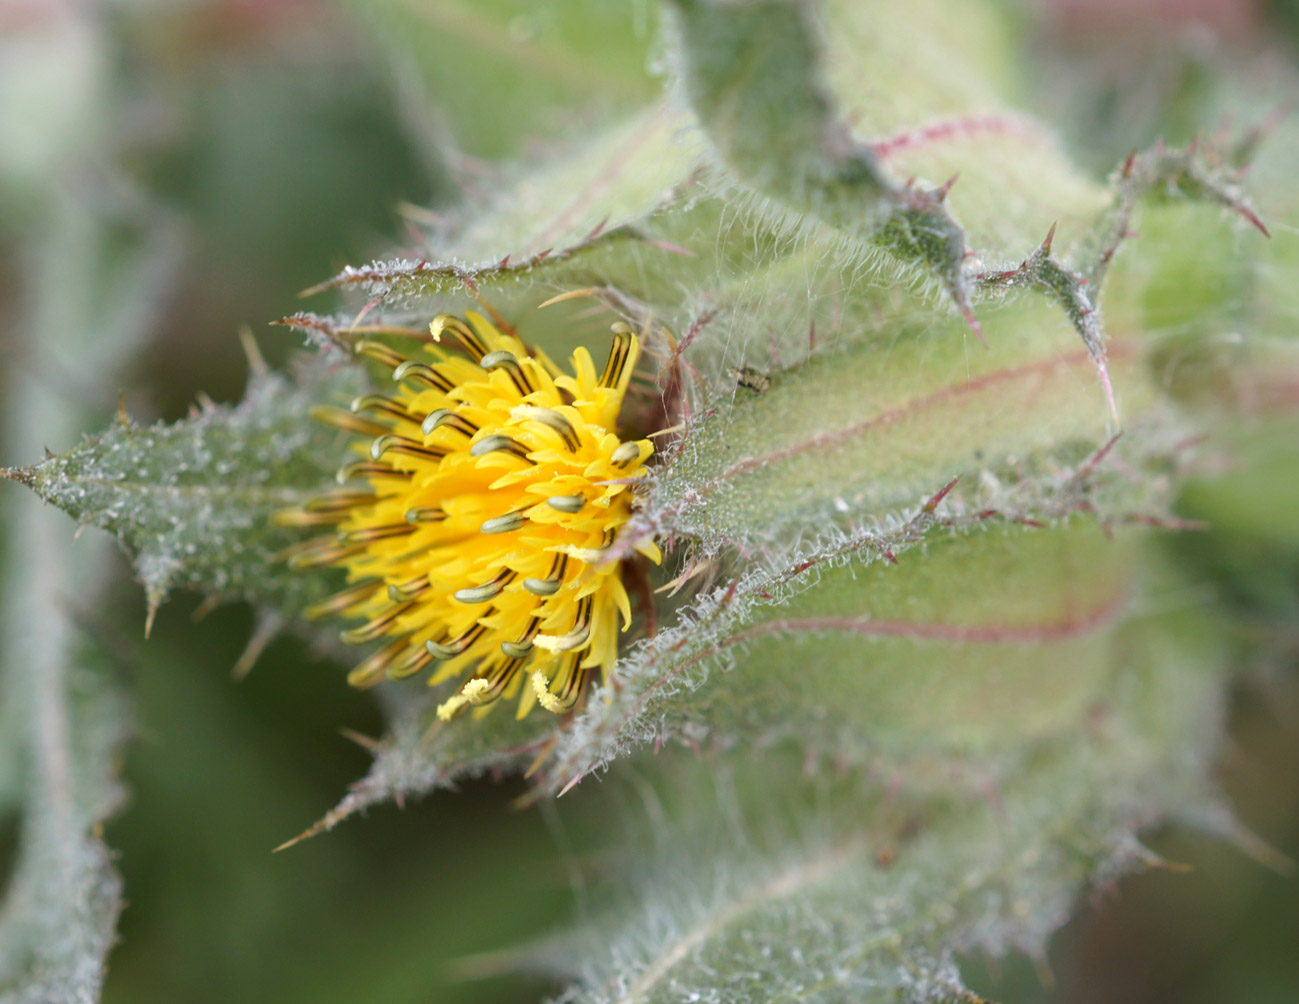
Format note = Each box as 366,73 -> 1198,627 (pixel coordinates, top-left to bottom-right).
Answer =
278,311 -> 659,721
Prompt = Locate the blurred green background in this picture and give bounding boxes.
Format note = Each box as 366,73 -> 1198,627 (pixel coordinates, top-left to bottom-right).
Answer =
1,1 -> 1296,1002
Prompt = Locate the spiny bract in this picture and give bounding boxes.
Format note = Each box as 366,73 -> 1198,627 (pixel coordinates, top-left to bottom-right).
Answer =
276,310 -> 660,721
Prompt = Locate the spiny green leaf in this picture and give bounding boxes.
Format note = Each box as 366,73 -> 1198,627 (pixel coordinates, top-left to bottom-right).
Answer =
543,519 -> 1155,794
551,603 -> 1225,1003
7,354 -> 365,619
622,296 -> 1156,559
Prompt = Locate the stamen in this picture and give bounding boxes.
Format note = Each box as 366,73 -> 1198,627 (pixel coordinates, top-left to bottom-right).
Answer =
470,434 -> 531,461
392,359 -> 454,392
479,511 -> 527,535
303,578 -> 385,621
430,314 -> 488,360
421,408 -> 478,438
436,676 -> 498,720
454,656 -> 526,710
435,691 -> 473,721
275,489 -> 380,526
546,494 -> 585,513
338,522 -> 418,545
454,570 -> 515,604
551,662 -> 589,713
531,655 -> 587,714
309,406 -> 390,438
306,491 -> 378,513
354,339 -> 407,370
480,350 -> 533,395
514,406 -> 580,451
386,644 -> 433,680
271,507 -> 351,528
501,617 -> 542,658
523,554 -> 568,595
346,636 -> 411,688
599,325 -> 634,389
277,535 -> 370,570
405,507 -> 447,524
351,394 -> 420,423
534,596 -> 593,652
425,621 -> 490,659
611,441 -> 642,467
371,435 -> 447,463
340,601 -> 416,645
335,460 -> 412,485
387,573 -> 429,601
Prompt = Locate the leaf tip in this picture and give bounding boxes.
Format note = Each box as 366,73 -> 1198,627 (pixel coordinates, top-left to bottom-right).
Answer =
1040,221 -> 1058,257
0,465 -> 36,487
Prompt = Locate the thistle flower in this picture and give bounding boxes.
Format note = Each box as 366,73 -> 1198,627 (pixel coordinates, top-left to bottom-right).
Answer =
276,311 -> 659,721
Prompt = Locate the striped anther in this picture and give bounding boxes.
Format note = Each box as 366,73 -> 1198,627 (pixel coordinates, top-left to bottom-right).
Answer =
535,597 -> 593,652
523,554 -> 568,595
351,394 -> 419,423
340,601 -> 416,645
387,573 -> 430,601
430,314 -> 489,360
500,618 -> 541,659
371,435 -> 446,463
405,507 -> 447,524
354,339 -> 407,370
392,359 -> 453,391
479,511 -> 527,534
425,621 -> 490,660
346,636 -> 411,688
470,434 -> 531,461
421,409 -> 477,438
309,406 -> 390,439
480,350 -> 533,395
338,522 -> 417,545
611,441 -> 642,467
335,460 -> 412,485
454,570 -> 515,604
517,406 -> 580,451
303,578 -> 384,621
599,325 -> 634,388
385,645 -> 434,680
546,494 -> 585,513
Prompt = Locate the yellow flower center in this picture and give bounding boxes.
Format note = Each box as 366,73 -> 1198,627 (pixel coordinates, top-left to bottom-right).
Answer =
279,311 -> 660,720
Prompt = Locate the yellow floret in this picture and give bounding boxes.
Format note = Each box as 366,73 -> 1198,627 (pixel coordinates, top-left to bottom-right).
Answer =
279,311 -> 660,720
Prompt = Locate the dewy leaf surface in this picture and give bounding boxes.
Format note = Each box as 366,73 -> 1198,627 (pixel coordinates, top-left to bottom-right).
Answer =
7,355 -> 365,618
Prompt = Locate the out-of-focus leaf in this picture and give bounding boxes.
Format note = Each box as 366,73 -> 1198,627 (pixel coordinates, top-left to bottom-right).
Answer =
347,0 -> 657,158
1,52 -> 181,987
0,636 -> 131,1004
